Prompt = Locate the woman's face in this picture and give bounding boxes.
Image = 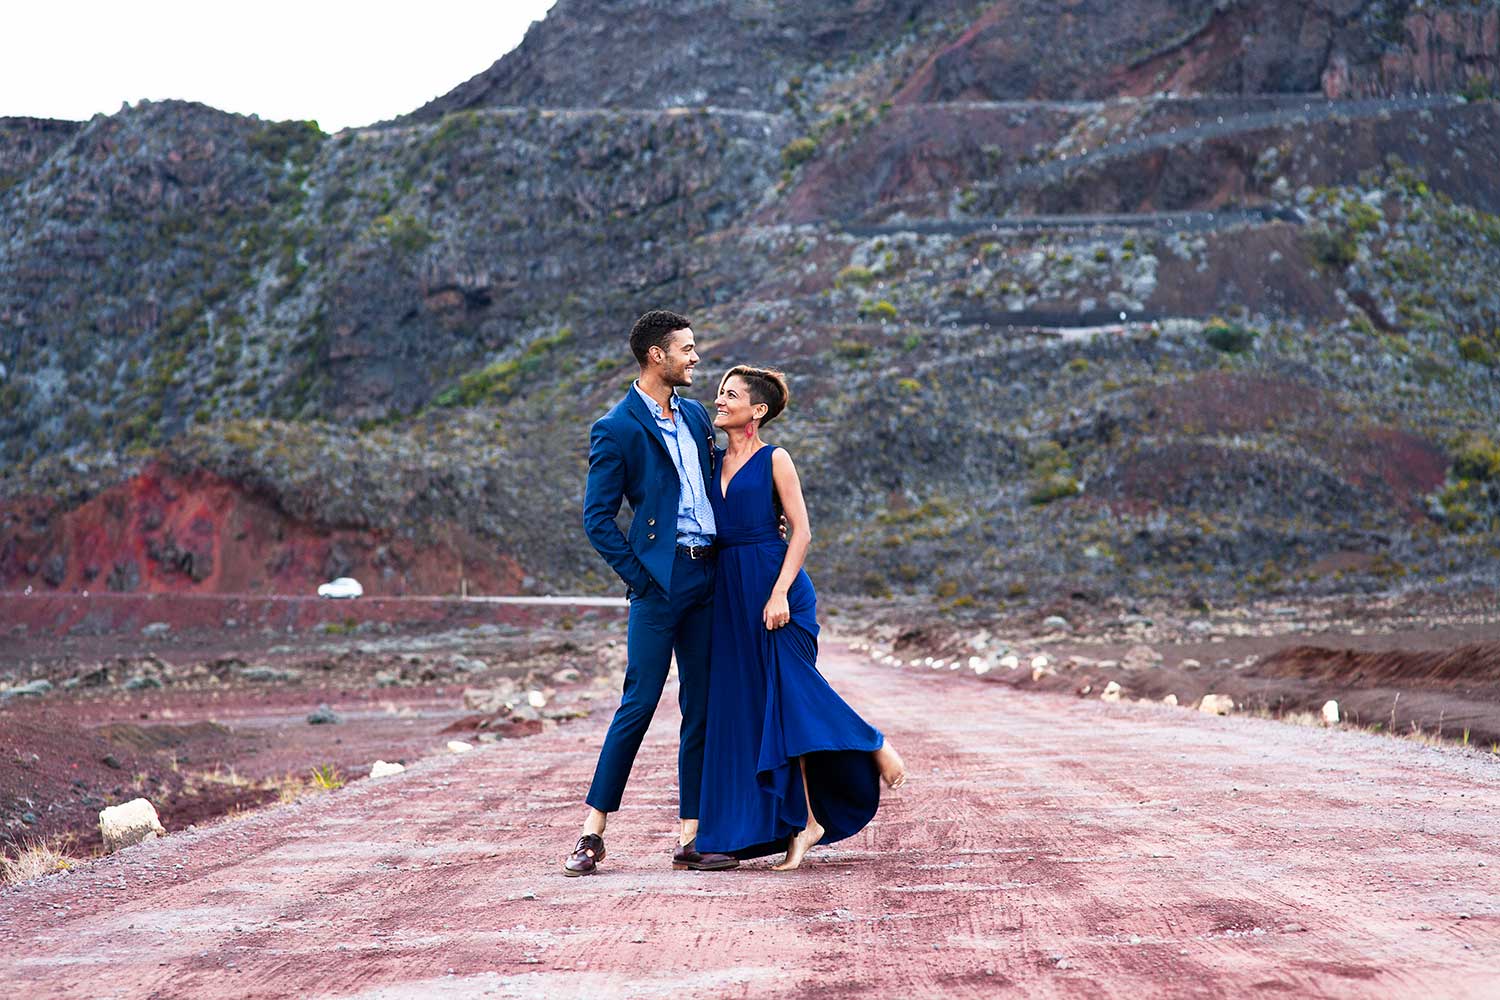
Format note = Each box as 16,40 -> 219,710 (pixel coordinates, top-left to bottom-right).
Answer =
714,375 -> 760,430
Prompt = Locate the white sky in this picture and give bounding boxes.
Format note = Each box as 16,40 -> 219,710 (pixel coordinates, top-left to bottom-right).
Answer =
2,1 -> 557,131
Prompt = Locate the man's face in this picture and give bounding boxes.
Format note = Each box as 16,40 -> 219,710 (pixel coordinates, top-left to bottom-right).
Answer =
655,327 -> 700,387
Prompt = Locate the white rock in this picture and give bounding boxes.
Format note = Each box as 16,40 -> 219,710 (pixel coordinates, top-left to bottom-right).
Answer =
923,657 -> 935,666
1198,694 -> 1234,716
1030,655 -> 1050,670
1031,661 -> 1056,682
1180,658 -> 1201,670
446,740 -> 474,754
908,658 -> 922,667
1042,615 -> 1070,631
999,654 -> 1020,670
968,656 -> 985,671
1100,681 -> 1123,703
99,798 -> 166,853
1321,699 -> 1340,724
370,760 -> 406,778
932,659 -> 947,670
1162,694 -> 1179,706
526,690 -> 548,709
974,661 -> 992,675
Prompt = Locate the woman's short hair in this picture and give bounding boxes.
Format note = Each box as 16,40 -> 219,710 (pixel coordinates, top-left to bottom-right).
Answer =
719,365 -> 790,425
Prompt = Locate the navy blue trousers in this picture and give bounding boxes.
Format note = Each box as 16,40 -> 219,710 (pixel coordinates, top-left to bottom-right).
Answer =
586,550 -> 715,818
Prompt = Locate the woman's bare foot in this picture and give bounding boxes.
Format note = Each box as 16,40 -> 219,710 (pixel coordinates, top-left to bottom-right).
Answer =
874,740 -> 906,789
771,817 -> 825,871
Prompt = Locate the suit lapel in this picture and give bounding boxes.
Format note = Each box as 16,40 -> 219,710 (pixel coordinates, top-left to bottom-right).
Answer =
625,388 -> 674,461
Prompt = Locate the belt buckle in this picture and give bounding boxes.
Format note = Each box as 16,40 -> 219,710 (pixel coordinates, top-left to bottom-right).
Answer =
688,545 -> 701,560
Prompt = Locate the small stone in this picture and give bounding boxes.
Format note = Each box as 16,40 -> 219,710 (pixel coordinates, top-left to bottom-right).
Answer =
1121,644 -> 1161,671
1178,658 -> 1201,670
306,703 -> 340,725
1320,700 -> 1340,724
446,740 -> 473,754
526,690 -> 548,709
1186,619 -> 1212,634
999,654 -> 1020,670
370,760 -> 405,778
1042,615 -> 1070,631
1161,694 -> 1179,707
1100,681 -> 1123,703
1282,923 -> 1305,933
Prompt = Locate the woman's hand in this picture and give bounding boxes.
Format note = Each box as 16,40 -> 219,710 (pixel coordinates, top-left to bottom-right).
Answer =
763,590 -> 791,630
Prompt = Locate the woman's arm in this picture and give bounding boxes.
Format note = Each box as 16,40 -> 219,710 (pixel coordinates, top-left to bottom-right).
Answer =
763,448 -> 812,630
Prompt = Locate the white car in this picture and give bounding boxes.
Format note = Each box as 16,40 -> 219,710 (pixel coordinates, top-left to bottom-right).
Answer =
317,577 -> 364,599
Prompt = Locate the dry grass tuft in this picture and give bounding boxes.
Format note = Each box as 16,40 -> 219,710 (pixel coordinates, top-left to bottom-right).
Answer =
1,840 -> 82,886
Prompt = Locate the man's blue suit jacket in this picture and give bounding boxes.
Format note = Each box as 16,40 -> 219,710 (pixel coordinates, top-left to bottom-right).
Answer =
583,388 -> 716,598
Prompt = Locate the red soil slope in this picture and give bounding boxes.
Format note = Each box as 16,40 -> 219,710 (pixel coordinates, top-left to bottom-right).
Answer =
1,463 -> 523,596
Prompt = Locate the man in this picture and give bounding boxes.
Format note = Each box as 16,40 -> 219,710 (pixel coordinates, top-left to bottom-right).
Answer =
563,310 -> 738,876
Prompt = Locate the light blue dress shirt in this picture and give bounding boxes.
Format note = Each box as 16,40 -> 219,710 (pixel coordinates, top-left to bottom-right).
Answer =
633,382 -> 717,546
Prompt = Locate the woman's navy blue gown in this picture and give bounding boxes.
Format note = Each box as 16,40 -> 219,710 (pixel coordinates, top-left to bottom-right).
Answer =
696,445 -> 884,859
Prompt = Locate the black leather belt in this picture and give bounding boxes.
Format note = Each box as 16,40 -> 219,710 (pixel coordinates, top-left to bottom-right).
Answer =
676,543 -> 715,560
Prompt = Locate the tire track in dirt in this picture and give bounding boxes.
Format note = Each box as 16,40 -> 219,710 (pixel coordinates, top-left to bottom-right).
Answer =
2,639 -> 1499,998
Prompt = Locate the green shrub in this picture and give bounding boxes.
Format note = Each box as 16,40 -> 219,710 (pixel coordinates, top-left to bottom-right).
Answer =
248,120 -> 324,165
1203,318 -> 1257,354
860,299 -> 898,321
1453,434 -> 1500,481
833,339 -> 872,359
367,213 -> 434,254
836,265 -> 875,287
1029,473 -> 1082,505
781,137 -> 817,168
1458,335 -> 1496,367
1304,226 -> 1357,269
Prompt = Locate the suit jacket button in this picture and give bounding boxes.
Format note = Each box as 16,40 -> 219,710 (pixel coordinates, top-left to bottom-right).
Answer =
647,532 -> 656,540
647,518 -> 656,526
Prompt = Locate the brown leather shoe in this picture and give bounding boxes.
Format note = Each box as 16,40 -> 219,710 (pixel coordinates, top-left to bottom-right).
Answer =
672,838 -> 738,871
562,833 -> 605,876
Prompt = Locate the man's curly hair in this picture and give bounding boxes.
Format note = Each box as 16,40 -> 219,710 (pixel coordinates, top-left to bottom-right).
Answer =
629,310 -> 692,366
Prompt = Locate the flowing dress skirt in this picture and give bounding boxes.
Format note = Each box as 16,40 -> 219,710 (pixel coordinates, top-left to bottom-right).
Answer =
696,446 -> 883,858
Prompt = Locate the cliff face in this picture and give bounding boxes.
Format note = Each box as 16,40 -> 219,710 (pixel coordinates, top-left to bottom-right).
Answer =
2,0 -> 1498,600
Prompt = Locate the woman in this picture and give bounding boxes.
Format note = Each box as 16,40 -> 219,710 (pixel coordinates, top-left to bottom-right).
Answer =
695,365 -> 906,870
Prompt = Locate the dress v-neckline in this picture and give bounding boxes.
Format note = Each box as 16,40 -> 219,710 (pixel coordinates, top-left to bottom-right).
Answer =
719,445 -> 770,501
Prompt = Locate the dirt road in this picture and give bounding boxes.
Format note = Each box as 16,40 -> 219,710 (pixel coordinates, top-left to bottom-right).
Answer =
3,640 -> 1499,999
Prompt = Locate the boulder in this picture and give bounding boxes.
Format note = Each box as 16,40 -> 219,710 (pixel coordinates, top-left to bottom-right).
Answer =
2,679 -> 53,700
99,798 -> 166,853
1321,699 -> 1340,725
1161,693 -> 1179,706
1100,681 -> 1123,703
1198,694 -> 1235,716
307,703 -> 340,725
370,760 -> 406,778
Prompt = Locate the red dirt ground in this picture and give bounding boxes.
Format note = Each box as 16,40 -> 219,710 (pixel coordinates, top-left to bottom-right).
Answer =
2,640 -> 1499,998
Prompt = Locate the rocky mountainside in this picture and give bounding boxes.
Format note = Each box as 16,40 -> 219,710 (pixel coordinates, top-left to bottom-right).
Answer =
2,0 -> 1498,604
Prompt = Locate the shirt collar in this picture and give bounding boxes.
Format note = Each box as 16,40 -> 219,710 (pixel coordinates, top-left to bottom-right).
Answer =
632,380 -> 680,419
